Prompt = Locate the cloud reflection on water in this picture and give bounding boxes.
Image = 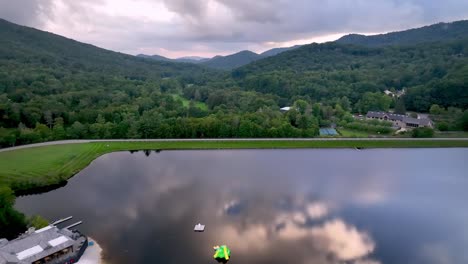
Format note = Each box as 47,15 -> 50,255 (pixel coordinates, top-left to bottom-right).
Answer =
99,150 -> 382,263
15,149 -> 468,264
217,197 -> 379,264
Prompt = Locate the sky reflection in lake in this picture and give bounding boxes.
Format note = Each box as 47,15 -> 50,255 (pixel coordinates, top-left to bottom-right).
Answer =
15,149 -> 468,264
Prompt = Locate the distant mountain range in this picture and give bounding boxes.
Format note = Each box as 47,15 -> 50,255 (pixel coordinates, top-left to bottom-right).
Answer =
202,50 -> 261,70
139,21 -> 468,70
136,54 -> 209,63
136,54 -> 172,62
137,45 -> 301,70
177,56 -> 210,63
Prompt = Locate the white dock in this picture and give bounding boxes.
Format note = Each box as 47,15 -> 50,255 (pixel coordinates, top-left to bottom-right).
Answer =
194,223 -> 205,232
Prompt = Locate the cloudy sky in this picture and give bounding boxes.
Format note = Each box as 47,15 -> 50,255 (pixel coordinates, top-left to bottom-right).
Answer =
1,0 -> 468,58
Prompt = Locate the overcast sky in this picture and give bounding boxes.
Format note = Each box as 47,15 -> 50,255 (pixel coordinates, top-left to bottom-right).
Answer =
1,0 -> 468,58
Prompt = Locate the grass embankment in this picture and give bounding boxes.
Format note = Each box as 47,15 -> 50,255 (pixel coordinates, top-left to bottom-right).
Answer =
337,129 -> 372,137
434,131 -> 468,138
1,140 -> 468,191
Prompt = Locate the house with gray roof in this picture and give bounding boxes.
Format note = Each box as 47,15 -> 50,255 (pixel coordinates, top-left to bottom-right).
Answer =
0,218 -> 87,264
366,111 -> 433,129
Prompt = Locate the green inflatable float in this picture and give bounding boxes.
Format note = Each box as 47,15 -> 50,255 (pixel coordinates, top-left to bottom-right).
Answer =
213,245 -> 231,263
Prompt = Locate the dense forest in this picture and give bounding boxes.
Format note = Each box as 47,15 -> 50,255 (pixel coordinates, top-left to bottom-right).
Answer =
0,18 -> 467,148
233,39 -> 468,111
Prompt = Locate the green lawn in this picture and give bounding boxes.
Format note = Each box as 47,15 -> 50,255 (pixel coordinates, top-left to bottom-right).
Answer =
434,131 -> 468,138
1,140 -> 467,192
172,94 -> 208,110
337,129 -> 372,137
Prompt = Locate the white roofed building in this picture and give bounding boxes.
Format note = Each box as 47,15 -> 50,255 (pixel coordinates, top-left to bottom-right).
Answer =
0,223 -> 87,264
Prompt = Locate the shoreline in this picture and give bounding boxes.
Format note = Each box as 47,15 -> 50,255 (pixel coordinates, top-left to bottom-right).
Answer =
77,237 -> 104,264
1,138 -> 468,153
1,140 -> 468,193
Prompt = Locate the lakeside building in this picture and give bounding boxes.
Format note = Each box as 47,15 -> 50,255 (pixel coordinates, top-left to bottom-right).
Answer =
0,218 -> 87,264
366,111 -> 433,129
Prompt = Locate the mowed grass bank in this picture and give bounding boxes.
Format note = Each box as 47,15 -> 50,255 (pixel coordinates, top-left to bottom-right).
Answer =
1,140 -> 467,191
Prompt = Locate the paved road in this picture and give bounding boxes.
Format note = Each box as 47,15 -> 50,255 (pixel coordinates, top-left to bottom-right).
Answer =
0,138 -> 467,153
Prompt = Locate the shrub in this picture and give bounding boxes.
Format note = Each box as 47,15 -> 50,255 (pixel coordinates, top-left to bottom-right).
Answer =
436,122 -> 449,131
412,127 -> 434,138
28,215 -> 49,229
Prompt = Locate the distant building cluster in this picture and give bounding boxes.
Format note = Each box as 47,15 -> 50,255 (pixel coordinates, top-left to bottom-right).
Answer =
366,111 -> 433,129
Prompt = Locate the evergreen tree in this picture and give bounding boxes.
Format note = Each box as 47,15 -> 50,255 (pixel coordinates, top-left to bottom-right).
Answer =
394,98 -> 407,115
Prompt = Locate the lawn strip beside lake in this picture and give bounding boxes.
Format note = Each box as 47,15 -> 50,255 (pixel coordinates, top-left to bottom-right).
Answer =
1,139 -> 467,192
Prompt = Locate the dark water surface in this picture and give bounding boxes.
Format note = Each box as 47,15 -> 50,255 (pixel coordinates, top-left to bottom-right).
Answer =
15,149 -> 468,264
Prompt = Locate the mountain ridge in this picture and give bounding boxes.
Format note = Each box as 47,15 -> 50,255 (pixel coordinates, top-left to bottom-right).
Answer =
138,45 -> 302,70
139,20 -> 468,70
337,20 -> 468,47
200,50 -> 261,70
0,18 -> 218,91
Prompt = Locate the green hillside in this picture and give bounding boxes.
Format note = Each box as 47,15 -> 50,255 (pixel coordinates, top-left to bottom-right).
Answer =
0,19 -> 217,80
233,40 -> 468,111
0,19 -> 318,147
337,20 -> 468,47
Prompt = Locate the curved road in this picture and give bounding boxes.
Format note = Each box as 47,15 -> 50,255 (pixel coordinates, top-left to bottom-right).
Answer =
1,138 -> 467,153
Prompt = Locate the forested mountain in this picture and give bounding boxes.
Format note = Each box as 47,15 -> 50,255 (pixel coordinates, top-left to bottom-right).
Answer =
0,18 -> 218,81
233,39 -> 468,111
138,45 -> 300,70
337,20 -> 468,47
0,18 -> 323,147
199,45 -> 302,69
201,50 -> 262,70
140,21 -> 468,70
260,45 -> 301,57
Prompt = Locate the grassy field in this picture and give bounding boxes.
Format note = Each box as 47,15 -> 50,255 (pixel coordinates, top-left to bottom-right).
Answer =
1,140 -> 468,191
337,129 -> 372,137
172,94 -> 208,110
434,131 -> 468,138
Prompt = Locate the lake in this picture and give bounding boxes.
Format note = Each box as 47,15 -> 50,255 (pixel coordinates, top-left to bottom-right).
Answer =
15,149 -> 468,264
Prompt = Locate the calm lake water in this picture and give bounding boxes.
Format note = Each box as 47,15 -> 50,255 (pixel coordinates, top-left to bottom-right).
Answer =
15,149 -> 468,264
